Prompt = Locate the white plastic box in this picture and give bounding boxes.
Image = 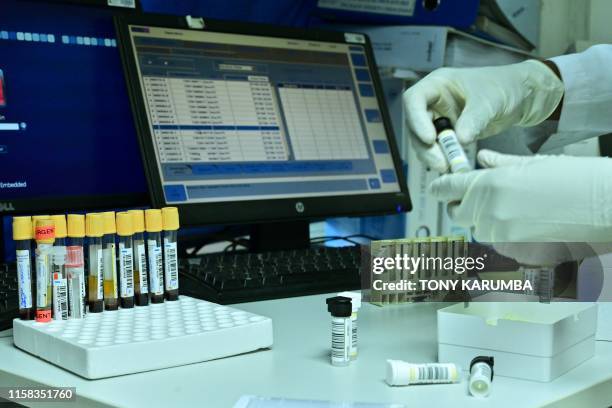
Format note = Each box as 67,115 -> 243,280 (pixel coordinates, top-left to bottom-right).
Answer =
13,296 -> 273,379
437,298 -> 597,382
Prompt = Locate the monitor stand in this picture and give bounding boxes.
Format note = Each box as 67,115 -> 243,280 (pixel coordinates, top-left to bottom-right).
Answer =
250,220 -> 310,252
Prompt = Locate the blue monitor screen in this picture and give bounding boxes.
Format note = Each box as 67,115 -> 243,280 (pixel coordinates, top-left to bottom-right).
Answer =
0,0 -> 147,210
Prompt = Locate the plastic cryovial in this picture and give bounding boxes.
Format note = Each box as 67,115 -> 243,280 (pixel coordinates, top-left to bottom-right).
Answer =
469,356 -> 494,398
50,215 -> 68,320
337,291 -> 361,360
13,216 -> 34,320
86,213 -> 104,313
128,209 -> 149,306
161,207 -> 179,301
116,212 -> 135,308
34,219 -> 55,322
102,211 -> 119,311
326,296 -> 352,367
145,209 -> 164,304
385,360 -> 461,386
66,214 -> 86,318
433,117 -> 471,173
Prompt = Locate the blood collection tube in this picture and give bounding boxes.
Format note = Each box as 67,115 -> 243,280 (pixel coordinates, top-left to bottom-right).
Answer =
66,214 -> 86,318
50,215 -> 68,320
128,209 -> 149,306
102,211 -> 119,311
13,216 -> 34,320
145,209 -> 164,304
326,296 -> 352,367
385,360 -> 461,386
86,213 -> 104,313
433,117 -> 471,173
161,207 -> 179,301
34,219 -> 55,322
117,212 -> 135,308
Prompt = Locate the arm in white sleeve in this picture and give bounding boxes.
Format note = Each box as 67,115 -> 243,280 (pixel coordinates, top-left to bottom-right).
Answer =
550,44 -> 612,135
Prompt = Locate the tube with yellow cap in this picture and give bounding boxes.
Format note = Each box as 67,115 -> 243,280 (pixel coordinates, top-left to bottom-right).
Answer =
145,209 -> 164,304
102,211 -> 118,311
35,219 -> 55,322
13,216 -> 34,320
50,215 -> 68,320
117,212 -> 135,308
162,207 -> 179,301
67,214 -> 86,318
128,209 -> 149,306
86,213 -> 104,313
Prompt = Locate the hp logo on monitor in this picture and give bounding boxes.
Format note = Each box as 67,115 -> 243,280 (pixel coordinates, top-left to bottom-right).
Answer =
295,202 -> 305,213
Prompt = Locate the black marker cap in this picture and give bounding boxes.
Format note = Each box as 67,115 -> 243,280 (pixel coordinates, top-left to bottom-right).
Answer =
326,296 -> 352,317
470,356 -> 494,380
433,117 -> 453,133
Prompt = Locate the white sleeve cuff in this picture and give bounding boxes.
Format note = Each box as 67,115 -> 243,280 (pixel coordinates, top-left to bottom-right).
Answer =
550,44 -> 612,134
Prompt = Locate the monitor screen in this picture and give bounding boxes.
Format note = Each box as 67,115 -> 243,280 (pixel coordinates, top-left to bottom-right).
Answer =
0,0 -> 148,214
127,25 -> 403,203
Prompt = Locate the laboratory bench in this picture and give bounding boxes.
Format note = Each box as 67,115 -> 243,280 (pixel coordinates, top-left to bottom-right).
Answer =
0,294 -> 611,408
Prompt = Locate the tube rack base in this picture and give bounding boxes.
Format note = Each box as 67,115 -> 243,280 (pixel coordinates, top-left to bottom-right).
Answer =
13,296 -> 273,379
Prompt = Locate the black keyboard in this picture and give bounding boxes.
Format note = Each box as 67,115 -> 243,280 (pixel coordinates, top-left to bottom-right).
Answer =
179,245 -> 362,304
0,263 -> 19,331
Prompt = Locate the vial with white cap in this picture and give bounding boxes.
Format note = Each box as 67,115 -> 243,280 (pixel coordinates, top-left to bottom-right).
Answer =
433,117 -> 471,173
326,296 -> 352,367
337,291 -> 361,360
469,356 -> 494,398
385,360 -> 461,386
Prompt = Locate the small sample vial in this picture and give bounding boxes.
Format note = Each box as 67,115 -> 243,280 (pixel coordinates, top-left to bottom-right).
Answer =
161,207 -> 179,301
128,210 -> 149,306
50,215 -> 68,320
326,296 -> 352,367
337,291 -> 361,360
13,216 -> 34,320
145,209 -> 164,304
385,360 -> 461,386
469,356 -> 494,398
86,213 -> 104,313
34,219 -> 55,322
116,212 -> 135,308
433,117 -> 471,173
102,211 -> 119,311
67,214 -> 87,318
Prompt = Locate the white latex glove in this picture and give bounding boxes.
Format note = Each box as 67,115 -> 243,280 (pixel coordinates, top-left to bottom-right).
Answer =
429,149 -> 612,243
403,60 -> 564,172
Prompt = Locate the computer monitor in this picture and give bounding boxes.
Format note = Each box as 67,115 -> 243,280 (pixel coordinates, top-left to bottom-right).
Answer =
0,0 -> 148,215
116,14 -> 410,248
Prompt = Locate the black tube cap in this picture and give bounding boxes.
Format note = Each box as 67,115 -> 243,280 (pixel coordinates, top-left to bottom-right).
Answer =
470,356 -> 494,380
433,117 -> 453,133
326,296 -> 352,317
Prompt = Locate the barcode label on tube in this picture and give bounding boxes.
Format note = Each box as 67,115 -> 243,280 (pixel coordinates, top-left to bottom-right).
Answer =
136,244 -> 148,294
331,318 -> 351,363
164,239 -> 178,290
119,243 -> 134,297
418,366 -> 449,381
148,241 -> 163,295
16,250 -> 32,309
53,275 -> 68,320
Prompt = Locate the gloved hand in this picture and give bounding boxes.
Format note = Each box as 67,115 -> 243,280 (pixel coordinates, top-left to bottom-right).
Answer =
429,150 -> 612,244
403,60 -> 564,172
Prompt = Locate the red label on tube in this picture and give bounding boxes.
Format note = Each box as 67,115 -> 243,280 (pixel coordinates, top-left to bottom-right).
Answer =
66,246 -> 84,267
36,309 -> 52,322
35,226 -> 55,241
